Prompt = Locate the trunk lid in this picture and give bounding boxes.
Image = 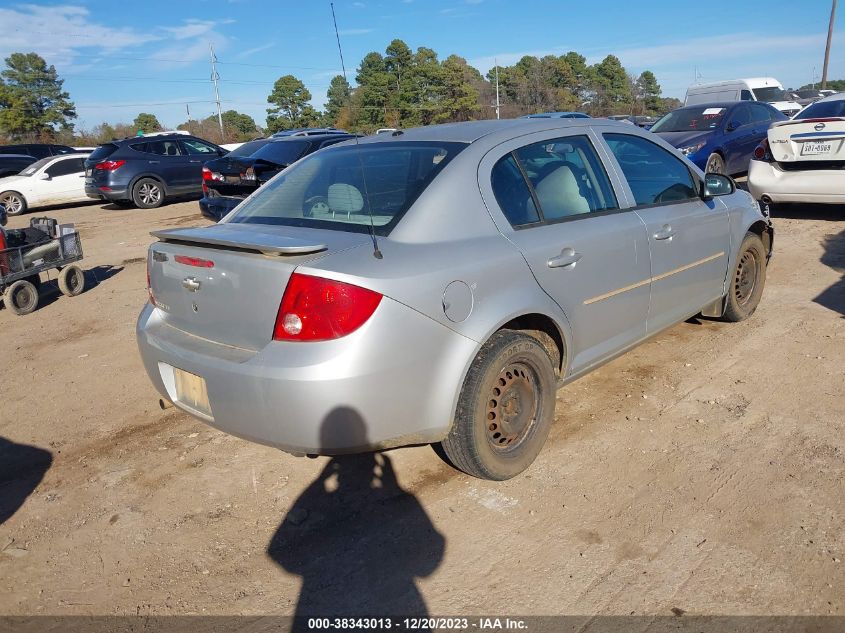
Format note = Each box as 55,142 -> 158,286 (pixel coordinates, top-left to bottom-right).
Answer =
148,223 -> 369,350
768,117 -> 845,163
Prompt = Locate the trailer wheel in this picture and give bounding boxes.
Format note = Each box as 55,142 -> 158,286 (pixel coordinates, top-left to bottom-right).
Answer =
6,279 -> 39,315
59,264 -> 85,296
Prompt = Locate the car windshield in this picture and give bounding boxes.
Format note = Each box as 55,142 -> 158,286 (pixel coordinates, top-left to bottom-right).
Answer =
752,87 -> 786,102
226,139 -> 270,158
251,140 -> 311,166
228,141 -> 465,235
650,106 -> 727,132
795,100 -> 845,119
19,157 -> 53,176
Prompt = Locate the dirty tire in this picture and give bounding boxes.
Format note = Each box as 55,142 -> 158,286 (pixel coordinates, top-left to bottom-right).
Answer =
58,264 -> 85,296
6,279 -> 39,315
439,330 -> 556,480
722,232 -> 766,322
0,191 -> 27,216
132,178 -> 164,209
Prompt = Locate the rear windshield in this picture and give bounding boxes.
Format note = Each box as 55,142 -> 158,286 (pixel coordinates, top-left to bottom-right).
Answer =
752,87 -> 786,102
650,106 -> 727,132
228,141 -> 465,235
88,144 -> 118,162
19,158 -> 53,176
795,100 -> 845,119
250,140 -> 310,166
226,139 -> 270,158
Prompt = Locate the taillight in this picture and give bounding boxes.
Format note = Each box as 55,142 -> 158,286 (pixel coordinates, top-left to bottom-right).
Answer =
752,139 -> 772,162
95,160 -> 125,171
202,166 -> 223,181
146,254 -> 156,306
273,273 -> 382,342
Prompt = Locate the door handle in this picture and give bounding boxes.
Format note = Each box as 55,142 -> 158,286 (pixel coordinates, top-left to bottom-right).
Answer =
653,224 -> 675,241
547,247 -> 582,269
148,160 -> 160,164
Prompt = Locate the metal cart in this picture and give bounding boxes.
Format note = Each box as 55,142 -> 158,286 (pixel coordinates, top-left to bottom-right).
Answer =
0,217 -> 86,316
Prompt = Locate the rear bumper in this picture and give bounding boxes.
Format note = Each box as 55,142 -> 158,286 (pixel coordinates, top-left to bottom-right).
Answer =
199,195 -> 242,221
136,299 -> 477,454
85,183 -> 129,201
747,160 -> 845,203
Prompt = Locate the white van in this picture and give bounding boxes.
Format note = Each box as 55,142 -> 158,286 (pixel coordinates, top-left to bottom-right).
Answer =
685,78 -> 802,117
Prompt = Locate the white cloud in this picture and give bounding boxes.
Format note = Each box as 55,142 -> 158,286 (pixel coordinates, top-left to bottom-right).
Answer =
234,43 -> 276,60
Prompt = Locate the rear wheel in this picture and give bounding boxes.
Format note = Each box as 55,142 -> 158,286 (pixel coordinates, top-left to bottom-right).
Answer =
5,279 -> 39,315
132,178 -> 164,209
58,264 -> 85,296
439,330 -> 557,480
0,191 -> 27,216
705,152 -> 725,175
722,232 -> 766,322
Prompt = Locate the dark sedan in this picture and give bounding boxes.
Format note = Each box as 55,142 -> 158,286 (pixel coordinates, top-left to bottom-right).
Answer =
649,101 -> 787,175
199,133 -> 356,221
0,154 -> 37,177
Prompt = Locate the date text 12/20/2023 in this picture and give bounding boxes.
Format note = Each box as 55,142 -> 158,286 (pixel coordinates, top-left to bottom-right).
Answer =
306,617 -> 528,630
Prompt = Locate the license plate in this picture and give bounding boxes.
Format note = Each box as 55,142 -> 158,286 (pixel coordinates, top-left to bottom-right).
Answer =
173,367 -> 211,417
801,142 -> 832,156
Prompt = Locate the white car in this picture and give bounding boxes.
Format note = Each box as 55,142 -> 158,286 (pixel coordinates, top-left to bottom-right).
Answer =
747,93 -> 845,206
0,153 -> 90,215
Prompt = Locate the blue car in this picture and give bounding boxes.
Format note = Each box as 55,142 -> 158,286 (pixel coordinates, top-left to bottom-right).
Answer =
650,101 -> 787,175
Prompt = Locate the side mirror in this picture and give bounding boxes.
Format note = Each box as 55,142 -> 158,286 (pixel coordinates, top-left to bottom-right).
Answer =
0,203 -> 7,226
701,173 -> 735,199
726,121 -> 740,132
38,172 -> 51,180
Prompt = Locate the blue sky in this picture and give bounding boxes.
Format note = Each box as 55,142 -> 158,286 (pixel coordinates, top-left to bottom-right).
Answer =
2,0 -> 842,130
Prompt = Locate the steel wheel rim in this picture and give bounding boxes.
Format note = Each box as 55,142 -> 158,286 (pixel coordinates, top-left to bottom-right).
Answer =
707,155 -> 724,174
139,183 -> 161,205
2,194 -> 22,213
735,250 -> 758,306
485,362 -> 540,453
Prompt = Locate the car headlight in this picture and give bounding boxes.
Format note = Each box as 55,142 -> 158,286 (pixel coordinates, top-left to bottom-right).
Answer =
679,141 -> 706,156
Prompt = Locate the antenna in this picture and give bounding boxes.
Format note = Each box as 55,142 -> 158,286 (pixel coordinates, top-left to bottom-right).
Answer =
331,2 -> 382,260
495,59 -> 501,120
209,43 -> 225,142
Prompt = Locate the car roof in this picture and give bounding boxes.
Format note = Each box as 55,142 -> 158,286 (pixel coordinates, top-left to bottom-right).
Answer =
675,101 -> 746,110
817,91 -> 845,102
353,117 -> 628,146
268,133 -> 355,143
114,133 -> 199,144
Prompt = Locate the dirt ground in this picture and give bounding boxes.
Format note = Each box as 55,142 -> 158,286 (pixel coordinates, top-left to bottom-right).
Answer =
0,197 -> 842,618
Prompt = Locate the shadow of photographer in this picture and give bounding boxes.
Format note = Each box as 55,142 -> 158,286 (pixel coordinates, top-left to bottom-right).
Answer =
267,407 -> 445,629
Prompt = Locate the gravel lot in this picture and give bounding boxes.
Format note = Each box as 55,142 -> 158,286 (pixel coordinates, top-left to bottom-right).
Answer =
0,198 -> 842,617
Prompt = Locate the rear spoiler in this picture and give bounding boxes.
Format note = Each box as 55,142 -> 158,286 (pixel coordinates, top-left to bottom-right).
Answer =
771,116 -> 845,128
151,226 -> 327,256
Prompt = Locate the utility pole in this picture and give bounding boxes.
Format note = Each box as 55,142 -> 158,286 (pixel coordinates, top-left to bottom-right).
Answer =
494,59 -> 500,120
209,43 -> 225,141
822,0 -> 838,89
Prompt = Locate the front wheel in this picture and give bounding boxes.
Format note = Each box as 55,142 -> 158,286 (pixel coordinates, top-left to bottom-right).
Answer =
722,232 -> 767,322
132,178 -> 164,209
5,279 -> 39,315
705,152 -> 725,175
439,330 -> 557,480
0,191 -> 27,216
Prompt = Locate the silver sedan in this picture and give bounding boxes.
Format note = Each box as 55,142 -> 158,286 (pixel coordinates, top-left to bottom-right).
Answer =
137,119 -> 773,480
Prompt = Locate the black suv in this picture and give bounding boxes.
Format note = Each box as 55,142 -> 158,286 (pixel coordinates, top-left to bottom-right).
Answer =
84,134 -> 227,209
199,133 -> 356,220
0,144 -> 76,159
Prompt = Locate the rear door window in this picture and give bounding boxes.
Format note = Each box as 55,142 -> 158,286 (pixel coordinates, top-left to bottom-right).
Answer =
603,133 -> 698,206
514,135 -> 618,221
146,140 -> 182,156
490,155 -> 540,226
